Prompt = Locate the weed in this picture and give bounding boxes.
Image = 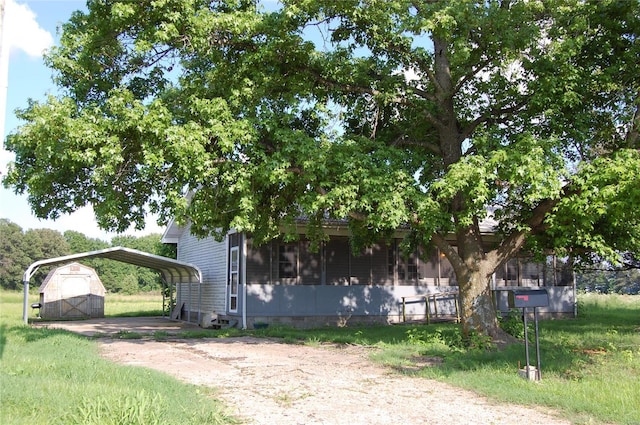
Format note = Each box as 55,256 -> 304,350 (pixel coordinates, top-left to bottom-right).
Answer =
153,331 -> 170,340
64,391 -> 163,425
114,330 -> 143,339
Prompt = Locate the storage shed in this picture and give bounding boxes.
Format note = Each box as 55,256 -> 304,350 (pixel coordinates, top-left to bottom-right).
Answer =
38,262 -> 105,319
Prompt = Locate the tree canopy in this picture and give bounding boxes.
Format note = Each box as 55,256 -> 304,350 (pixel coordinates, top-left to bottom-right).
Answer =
0,219 -> 169,293
3,0 -> 639,339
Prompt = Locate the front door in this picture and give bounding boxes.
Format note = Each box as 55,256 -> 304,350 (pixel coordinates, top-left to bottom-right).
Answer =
228,246 -> 239,312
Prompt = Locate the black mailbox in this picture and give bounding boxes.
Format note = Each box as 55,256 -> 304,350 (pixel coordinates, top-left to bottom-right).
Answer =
508,289 -> 549,308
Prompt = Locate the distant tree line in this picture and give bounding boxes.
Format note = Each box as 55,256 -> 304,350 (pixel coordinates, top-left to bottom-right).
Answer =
576,267 -> 640,295
0,218 -> 176,293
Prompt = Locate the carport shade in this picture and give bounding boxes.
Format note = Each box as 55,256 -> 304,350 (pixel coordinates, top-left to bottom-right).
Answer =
22,246 -> 202,324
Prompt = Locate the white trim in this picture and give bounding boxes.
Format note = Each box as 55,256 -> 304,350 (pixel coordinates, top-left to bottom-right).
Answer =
228,246 -> 239,313
242,234 -> 247,329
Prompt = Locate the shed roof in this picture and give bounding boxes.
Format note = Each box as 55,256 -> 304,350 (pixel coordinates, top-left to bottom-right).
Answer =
38,262 -> 104,293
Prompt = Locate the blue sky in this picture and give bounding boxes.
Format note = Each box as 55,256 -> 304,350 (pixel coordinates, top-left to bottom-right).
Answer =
0,0 -> 163,241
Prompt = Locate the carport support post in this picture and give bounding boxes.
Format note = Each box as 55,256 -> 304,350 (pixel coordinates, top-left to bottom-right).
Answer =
22,279 -> 29,324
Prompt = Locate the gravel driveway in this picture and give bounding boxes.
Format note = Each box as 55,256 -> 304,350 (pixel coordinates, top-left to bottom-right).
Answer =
98,336 -> 572,425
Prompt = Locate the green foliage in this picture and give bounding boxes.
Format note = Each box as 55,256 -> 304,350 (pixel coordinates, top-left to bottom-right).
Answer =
3,0 -> 639,337
0,220 -> 71,289
65,391 -> 163,425
577,268 -> 640,295
0,219 -> 169,293
499,309 -> 529,340
0,219 -> 31,290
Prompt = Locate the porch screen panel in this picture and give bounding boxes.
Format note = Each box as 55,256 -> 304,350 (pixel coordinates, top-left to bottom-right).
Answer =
245,240 -> 272,285
505,259 -> 519,286
272,241 -> 298,284
299,241 -> 321,285
370,243 -> 391,285
439,252 -> 456,286
418,248 -> 439,286
520,259 -> 541,287
325,237 -> 349,285
350,248 -> 372,285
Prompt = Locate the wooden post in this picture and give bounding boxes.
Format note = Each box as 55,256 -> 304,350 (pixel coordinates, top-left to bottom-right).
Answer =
425,295 -> 430,324
402,297 -> 406,322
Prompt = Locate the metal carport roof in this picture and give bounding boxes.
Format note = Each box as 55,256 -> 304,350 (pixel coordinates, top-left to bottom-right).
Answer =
22,246 -> 202,324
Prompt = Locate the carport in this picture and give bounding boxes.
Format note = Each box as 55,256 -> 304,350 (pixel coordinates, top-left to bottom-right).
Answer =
22,246 -> 202,324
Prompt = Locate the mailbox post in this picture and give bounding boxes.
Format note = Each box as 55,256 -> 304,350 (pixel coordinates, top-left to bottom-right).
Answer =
508,289 -> 549,381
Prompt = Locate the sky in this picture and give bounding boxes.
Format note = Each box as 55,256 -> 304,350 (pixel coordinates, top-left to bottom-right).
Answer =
0,0 -> 164,241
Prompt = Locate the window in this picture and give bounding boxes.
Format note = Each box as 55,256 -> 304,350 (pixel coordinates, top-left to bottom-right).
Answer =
228,246 -> 239,312
278,244 -> 298,279
388,241 -> 418,284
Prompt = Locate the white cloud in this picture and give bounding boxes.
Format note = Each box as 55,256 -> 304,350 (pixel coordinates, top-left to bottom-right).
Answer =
3,0 -> 54,58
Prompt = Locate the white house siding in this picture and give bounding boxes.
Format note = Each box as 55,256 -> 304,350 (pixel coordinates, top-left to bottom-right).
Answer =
176,225 -> 227,321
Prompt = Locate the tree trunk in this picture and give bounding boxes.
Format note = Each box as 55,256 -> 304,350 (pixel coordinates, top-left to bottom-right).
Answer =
434,229 -> 515,345
457,268 -> 501,339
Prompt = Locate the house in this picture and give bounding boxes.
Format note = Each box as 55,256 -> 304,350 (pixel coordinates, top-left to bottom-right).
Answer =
162,221 -> 576,329
37,262 -> 106,320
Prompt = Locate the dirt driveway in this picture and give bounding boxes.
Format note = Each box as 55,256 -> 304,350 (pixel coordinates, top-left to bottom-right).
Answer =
41,318 -> 572,425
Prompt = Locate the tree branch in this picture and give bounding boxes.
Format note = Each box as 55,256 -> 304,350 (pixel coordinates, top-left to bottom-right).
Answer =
391,135 -> 441,155
626,102 -> 639,148
310,71 -> 444,130
453,57 -> 493,94
494,184 -> 579,265
458,98 -> 530,142
431,232 -> 464,272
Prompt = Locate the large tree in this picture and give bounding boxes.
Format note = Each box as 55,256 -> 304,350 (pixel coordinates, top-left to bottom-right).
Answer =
4,0 -> 639,340
0,223 -> 72,288
0,220 -> 31,290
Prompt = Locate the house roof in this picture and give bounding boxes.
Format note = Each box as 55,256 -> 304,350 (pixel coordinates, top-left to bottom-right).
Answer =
161,218 -> 184,243
162,214 -> 499,242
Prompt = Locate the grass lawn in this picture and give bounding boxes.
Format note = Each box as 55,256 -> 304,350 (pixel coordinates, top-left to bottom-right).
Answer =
0,291 -> 237,425
2,290 -> 638,424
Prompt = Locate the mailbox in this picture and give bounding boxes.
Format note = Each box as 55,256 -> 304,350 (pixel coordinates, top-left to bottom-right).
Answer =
508,289 -> 549,308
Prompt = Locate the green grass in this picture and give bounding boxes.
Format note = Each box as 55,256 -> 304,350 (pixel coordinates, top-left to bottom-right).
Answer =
2,290 -> 639,424
104,293 -> 165,317
0,291 -> 237,425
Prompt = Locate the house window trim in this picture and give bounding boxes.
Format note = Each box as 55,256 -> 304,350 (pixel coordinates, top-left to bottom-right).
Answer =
228,245 -> 239,313
388,240 -> 419,285
277,241 -> 299,283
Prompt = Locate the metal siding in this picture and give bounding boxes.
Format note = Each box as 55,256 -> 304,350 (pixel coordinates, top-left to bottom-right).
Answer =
247,285 -> 458,317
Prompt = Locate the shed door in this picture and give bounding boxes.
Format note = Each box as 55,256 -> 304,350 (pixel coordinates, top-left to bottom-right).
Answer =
228,246 -> 239,313
60,275 -> 91,318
